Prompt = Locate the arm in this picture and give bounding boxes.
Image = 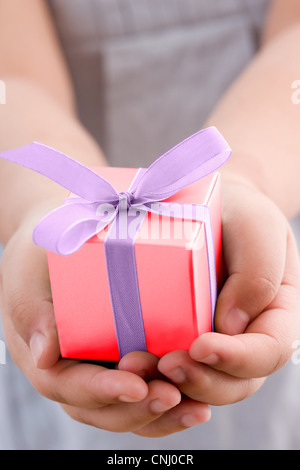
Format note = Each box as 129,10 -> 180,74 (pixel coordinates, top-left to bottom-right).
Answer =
156,0 -> 300,409
0,0 -> 209,437
208,3 -> 300,218
0,0 -> 107,243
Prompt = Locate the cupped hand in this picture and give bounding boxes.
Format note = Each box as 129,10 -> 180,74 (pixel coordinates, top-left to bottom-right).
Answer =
156,176 -> 300,405
0,212 -> 210,437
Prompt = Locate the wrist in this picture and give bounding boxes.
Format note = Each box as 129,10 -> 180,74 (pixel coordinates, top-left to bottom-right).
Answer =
220,168 -> 265,199
0,179 -> 67,245
219,168 -> 282,222
0,136 -> 108,245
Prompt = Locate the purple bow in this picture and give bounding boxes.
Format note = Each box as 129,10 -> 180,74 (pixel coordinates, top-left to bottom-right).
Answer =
0,126 -> 231,357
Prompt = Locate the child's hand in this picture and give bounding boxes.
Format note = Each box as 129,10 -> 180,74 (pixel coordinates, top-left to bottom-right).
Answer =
156,176 -> 300,405
0,213 -> 210,437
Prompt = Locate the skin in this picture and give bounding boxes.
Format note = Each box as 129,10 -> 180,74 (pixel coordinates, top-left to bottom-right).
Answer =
0,0 -> 300,438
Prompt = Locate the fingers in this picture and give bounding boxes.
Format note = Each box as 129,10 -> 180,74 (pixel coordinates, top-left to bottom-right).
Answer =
189,327 -> 292,379
0,226 -> 60,369
3,292 -> 194,438
118,350 -> 163,381
32,362 -> 151,408
216,183 -> 288,335
189,241 -> 300,379
61,380 -> 182,433
2,284 -> 190,437
117,352 -> 210,436
39,350 -> 210,436
0,227 -> 209,437
197,227 -> 300,378
7,318 -> 188,435
158,350 -> 264,406
133,399 -> 211,438
3,304 -> 149,410
158,222 -> 300,404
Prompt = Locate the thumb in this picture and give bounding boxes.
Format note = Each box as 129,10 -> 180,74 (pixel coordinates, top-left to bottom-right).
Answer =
0,226 -> 60,369
216,185 -> 287,335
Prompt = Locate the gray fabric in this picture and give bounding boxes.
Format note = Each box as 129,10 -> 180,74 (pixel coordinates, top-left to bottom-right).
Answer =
48,0 -> 270,167
3,0 -> 300,451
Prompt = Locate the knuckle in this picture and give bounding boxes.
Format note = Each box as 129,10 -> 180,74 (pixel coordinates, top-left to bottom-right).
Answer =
256,275 -> 278,300
184,364 -> 214,401
60,404 -> 89,426
245,274 -> 279,311
33,380 -> 58,402
9,293 -> 34,343
267,336 -> 291,373
239,377 -> 265,402
31,367 -> 69,404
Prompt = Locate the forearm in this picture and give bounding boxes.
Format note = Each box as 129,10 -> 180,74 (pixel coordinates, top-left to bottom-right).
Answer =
0,77 -> 107,244
206,24 -> 300,219
0,0 -> 108,244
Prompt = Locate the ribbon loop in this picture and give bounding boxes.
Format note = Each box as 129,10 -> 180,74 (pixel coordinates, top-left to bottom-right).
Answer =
0,127 -> 231,255
131,127 -> 231,205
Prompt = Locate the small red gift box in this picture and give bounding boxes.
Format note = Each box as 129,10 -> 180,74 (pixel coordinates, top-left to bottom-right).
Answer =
0,126 -> 230,362
47,166 -> 222,362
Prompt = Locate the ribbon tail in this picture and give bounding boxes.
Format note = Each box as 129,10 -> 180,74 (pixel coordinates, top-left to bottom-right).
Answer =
0,142 -> 119,203
104,216 -> 148,357
104,170 -> 148,358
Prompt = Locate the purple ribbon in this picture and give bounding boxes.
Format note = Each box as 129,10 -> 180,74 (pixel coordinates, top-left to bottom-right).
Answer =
0,127 -> 231,357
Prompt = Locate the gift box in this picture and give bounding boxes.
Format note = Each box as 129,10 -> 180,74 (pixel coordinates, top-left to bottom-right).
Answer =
0,127 -> 231,362
47,167 -> 221,361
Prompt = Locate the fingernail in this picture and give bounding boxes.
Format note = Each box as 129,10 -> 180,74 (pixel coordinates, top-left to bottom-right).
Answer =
150,398 -> 176,414
224,308 -> 249,335
180,414 -> 202,428
118,395 -> 140,403
200,353 -> 219,365
30,331 -> 47,367
181,409 -> 211,428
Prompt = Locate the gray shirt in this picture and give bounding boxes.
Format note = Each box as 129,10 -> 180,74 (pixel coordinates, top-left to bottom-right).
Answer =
48,0 -> 269,167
